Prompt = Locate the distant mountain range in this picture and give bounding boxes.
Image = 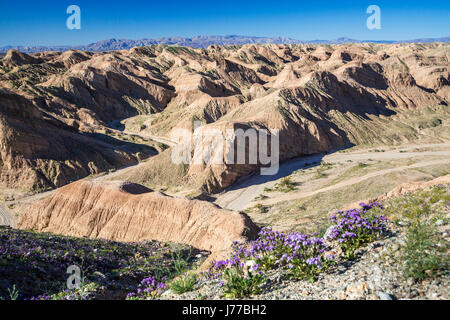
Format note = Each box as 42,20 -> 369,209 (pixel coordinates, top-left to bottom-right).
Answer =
1,35 -> 449,53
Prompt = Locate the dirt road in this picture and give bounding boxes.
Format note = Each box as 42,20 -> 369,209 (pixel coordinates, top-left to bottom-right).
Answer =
214,146 -> 450,211
121,130 -> 178,147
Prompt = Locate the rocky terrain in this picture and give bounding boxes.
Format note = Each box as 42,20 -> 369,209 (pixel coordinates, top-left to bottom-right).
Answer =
18,180 -> 258,264
0,43 -> 449,301
1,43 -> 448,194
2,181 -> 448,300
161,181 -> 449,301
165,220 -> 449,300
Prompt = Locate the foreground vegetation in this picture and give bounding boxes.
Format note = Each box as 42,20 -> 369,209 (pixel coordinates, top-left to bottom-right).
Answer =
372,185 -> 449,281
196,185 -> 449,299
0,229 -> 198,300
1,185 -> 448,300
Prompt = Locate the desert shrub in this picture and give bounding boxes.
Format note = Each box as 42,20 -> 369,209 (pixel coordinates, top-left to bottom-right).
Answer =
275,177 -> 297,192
216,258 -> 265,299
1,285 -> 19,300
170,273 -> 198,294
371,185 -> 449,280
254,203 -> 269,213
313,162 -> 334,179
402,220 -> 448,281
314,168 -> 328,179
358,162 -> 369,168
377,185 -> 449,220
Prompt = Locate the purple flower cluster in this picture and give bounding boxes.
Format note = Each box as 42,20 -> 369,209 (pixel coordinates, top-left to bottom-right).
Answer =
126,276 -> 166,300
28,290 -> 92,301
211,257 -> 261,274
228,228 -> 333,281
0,226 -> 192,300
327,202 -> 387,258
205,203 -> 388,286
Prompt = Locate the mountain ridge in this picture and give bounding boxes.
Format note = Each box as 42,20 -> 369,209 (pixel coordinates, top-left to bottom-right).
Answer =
1,35 -> 449,53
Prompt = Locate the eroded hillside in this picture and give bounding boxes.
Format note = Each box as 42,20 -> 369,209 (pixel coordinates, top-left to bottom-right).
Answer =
0,43 -> 449,193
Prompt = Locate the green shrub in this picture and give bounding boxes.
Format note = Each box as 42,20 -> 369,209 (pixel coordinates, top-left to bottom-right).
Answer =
378,185 -> 448,220
314,168 -> 328,179
358,162 -> 369,168
170,273 -> 198,294
220,263 -> 265,299
402,220 -> 448,281
6,285 -> 19,300
275,177 -> 297,192
254,203 -> 269,213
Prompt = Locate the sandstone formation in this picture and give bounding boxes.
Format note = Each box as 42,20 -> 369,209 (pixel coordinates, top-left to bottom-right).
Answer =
379,174 -> 450,200
1,43 -> 449,193
18,180 -> 259,256
0,89 -> 157,190
343,174 -> 450,210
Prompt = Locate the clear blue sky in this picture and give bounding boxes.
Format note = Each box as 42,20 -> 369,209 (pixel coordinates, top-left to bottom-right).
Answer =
0,0 -> 449,46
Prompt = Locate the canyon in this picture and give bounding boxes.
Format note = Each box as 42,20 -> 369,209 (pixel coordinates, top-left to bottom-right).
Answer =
0,42 -> 449,260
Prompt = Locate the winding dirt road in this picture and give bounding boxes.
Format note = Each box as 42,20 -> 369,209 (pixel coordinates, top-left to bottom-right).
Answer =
214,145 -> 450,211
121,130 -> 178,147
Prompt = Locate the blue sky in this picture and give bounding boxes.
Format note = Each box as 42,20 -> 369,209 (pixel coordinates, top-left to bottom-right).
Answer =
0,0 -> 449,46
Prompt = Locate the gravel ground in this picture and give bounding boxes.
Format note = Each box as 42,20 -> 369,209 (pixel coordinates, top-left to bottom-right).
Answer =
162,220 -> 449,300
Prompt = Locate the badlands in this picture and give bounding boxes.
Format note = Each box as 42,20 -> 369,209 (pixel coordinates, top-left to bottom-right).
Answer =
0,42 -> 449,300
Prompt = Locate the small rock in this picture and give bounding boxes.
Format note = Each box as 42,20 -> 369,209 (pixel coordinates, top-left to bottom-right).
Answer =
377,292 -> 395,300
371,242 -> 383,249
92,271 -> 106,280
345,282 -> 369,299
406,278 -> 415,286
323,225 -> 335,240
161,289 -> 173,297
